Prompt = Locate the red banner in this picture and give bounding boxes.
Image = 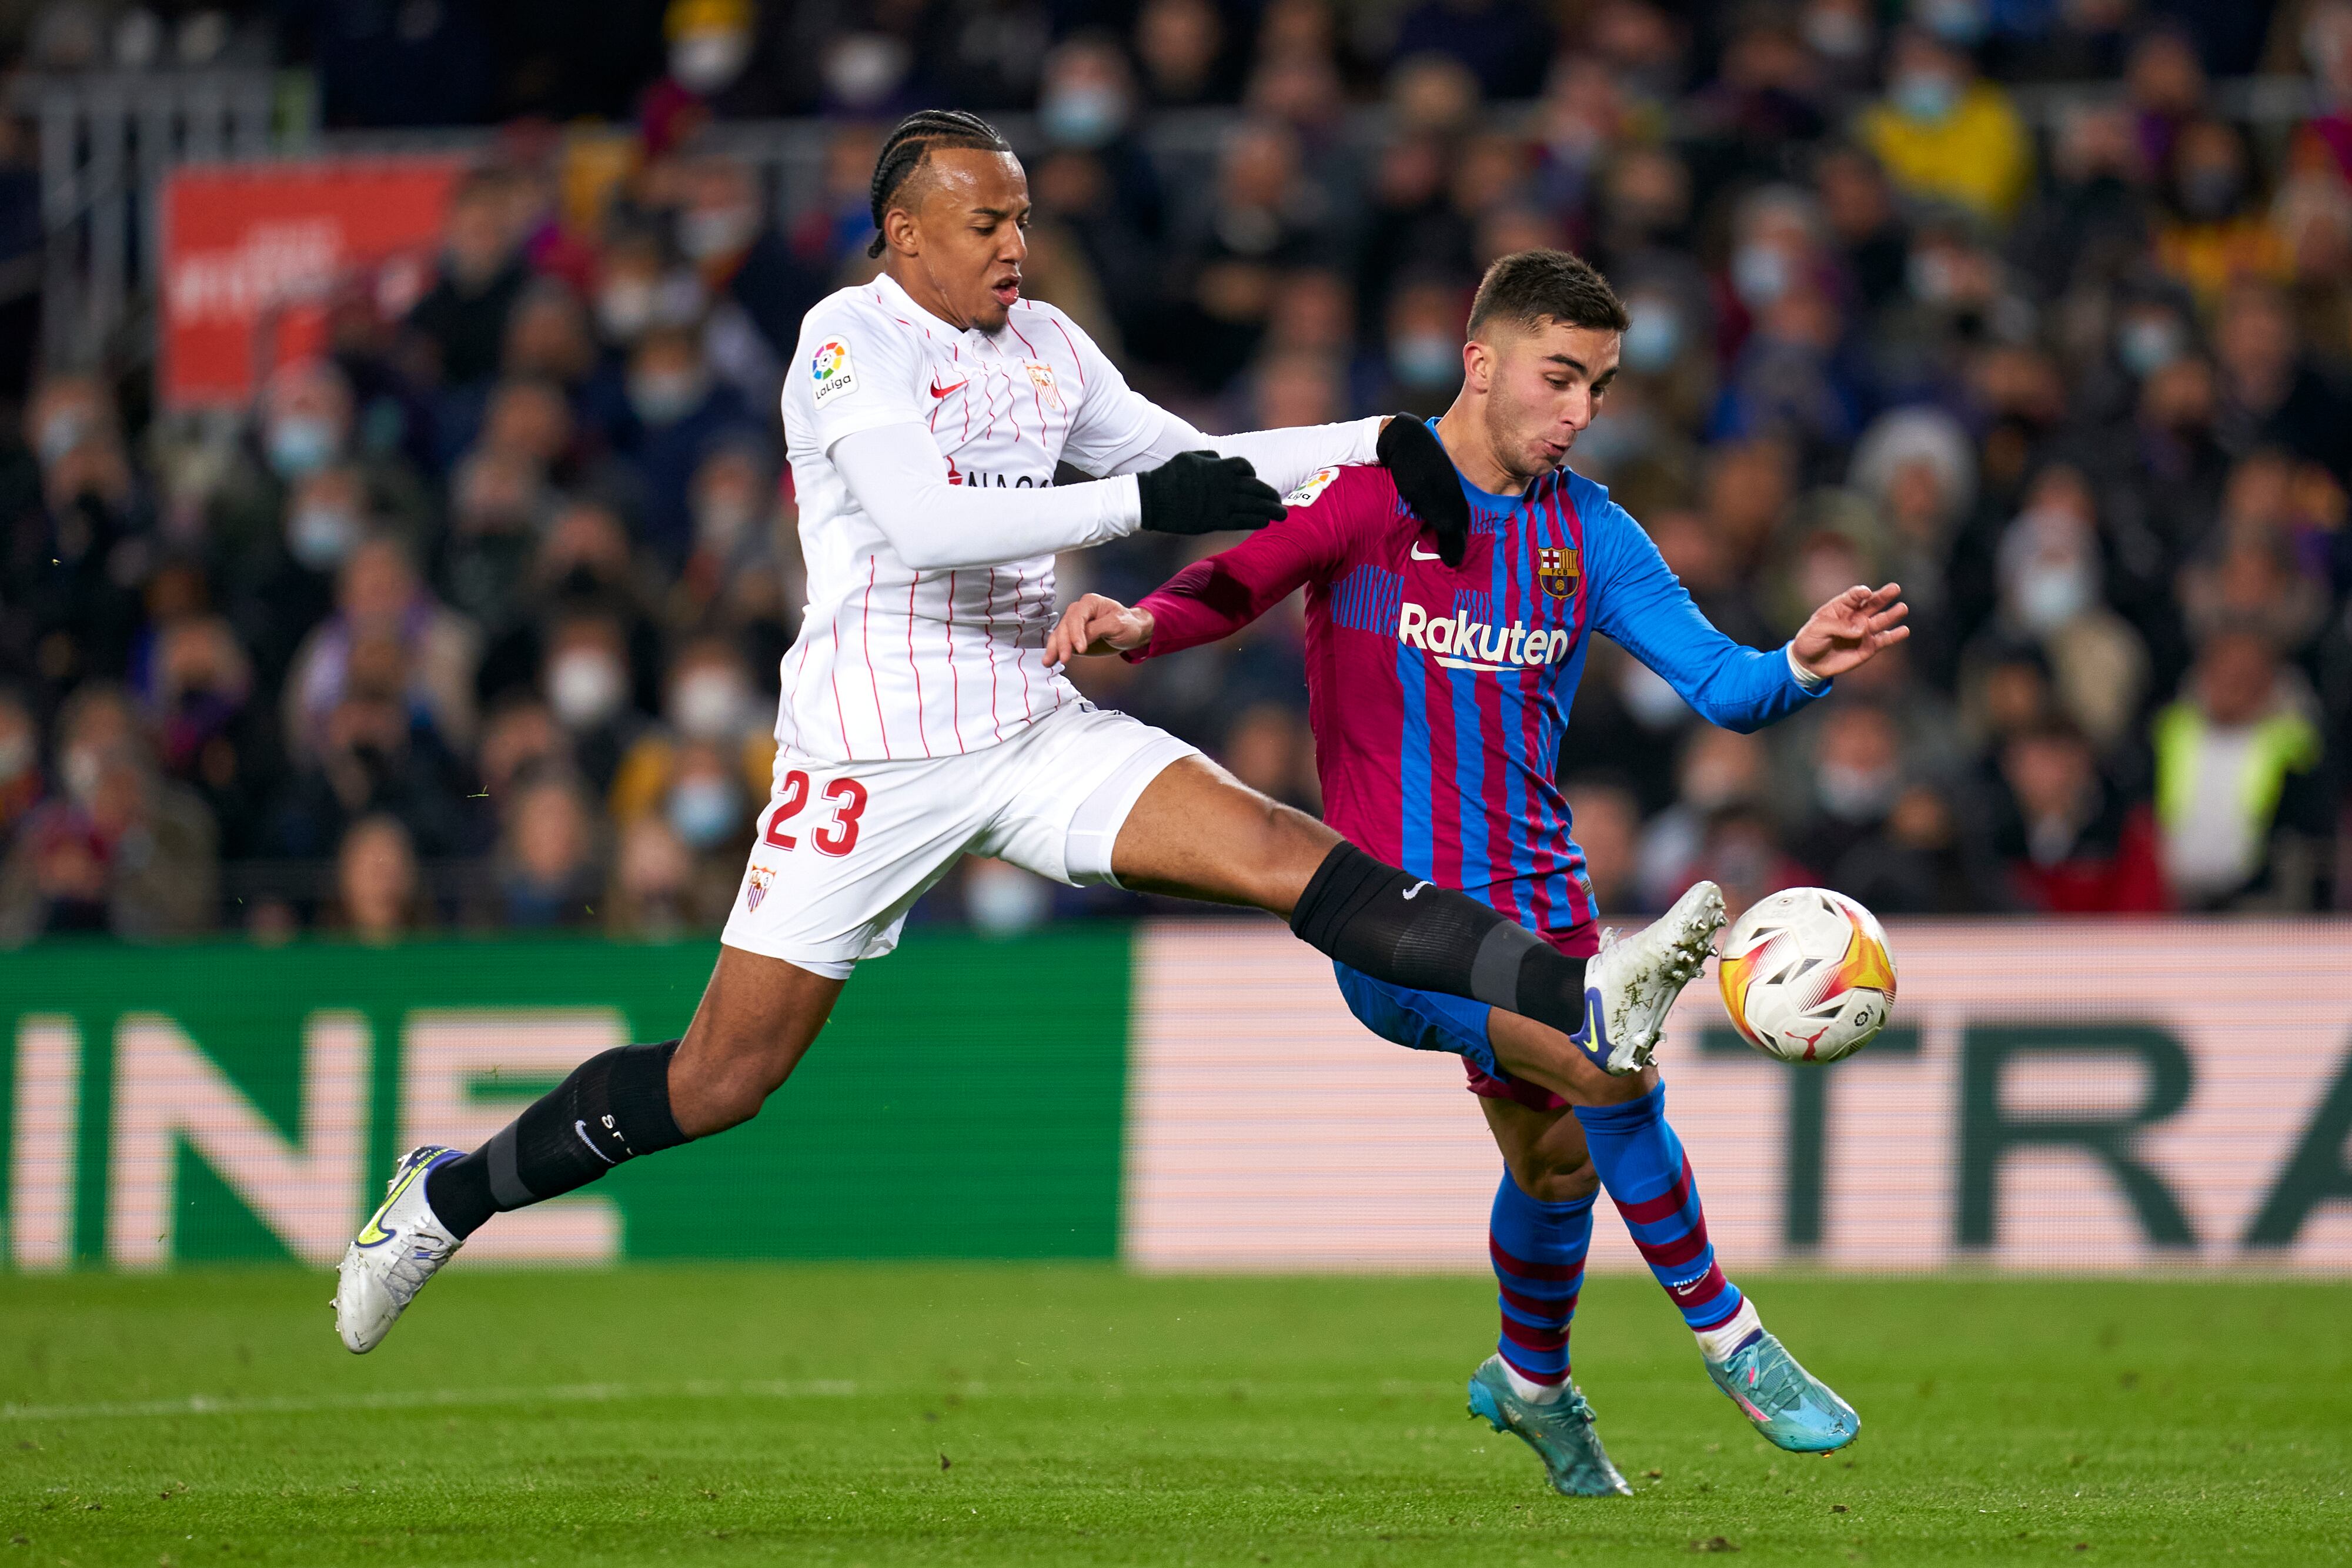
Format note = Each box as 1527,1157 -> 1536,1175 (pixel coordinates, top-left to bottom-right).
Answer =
159,158 -> 465,409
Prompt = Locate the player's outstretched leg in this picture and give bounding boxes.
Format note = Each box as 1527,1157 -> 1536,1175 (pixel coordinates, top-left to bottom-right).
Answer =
1112,757 -> 1642,1055
1581,880 -> 1726,1074
335,949 -> 843,1353
1573,1082 -> 1858,1453
1468,1157 -> 1631,1496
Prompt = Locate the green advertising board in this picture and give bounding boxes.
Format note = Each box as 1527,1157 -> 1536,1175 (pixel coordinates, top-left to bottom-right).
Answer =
0,930 -> 1134,1269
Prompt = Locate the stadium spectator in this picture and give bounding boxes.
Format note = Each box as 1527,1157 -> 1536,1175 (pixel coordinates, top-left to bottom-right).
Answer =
1993,718 -> 2170,913
485,770 -> 604,930
0,685 -> 217,942
1859,28 -> 2033,224
2152,627 -> 2331,908
1,1 -> 2347,940
331,814 -> 432,942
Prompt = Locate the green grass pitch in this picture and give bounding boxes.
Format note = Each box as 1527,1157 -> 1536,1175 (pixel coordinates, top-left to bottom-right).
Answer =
4,1266 -> 2346,1566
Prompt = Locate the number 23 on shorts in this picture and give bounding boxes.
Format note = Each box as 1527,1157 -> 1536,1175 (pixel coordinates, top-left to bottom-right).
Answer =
761,769 -> 868,857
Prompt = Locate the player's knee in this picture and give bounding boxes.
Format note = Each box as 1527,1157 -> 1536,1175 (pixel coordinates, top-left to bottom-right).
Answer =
1512,1151 -> 1600,1205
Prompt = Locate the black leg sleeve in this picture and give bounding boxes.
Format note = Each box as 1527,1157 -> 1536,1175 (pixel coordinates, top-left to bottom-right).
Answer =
425,1039 -> 689,1240
1290,842 -> 1588,1038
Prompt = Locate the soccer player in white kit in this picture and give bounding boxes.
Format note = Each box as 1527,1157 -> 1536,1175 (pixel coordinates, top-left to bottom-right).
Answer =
333,112 -> 1722,1354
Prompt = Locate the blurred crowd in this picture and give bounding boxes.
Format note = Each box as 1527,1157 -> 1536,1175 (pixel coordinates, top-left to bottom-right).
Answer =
2,0 -> 2351,943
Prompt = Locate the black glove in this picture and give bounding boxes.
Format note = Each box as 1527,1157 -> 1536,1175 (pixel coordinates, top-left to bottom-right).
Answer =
1377,414 -> 1470,567
1135,450 -> 1287,536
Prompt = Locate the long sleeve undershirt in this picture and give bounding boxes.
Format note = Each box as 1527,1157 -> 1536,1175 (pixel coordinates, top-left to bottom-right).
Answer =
827,413 -> 1383,574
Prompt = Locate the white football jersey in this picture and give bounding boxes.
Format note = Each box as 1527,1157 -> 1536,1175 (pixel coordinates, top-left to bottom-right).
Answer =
778,273 -> 1186,763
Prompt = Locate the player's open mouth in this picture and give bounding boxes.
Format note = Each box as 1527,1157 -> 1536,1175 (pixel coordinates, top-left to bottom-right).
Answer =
990,277 -> 1021,306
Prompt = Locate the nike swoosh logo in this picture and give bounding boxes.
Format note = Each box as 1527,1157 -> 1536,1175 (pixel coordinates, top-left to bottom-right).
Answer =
1409,543 -> 1442,561
355,1157 -> 432,1246
930,379 -> 965,399
576,1121 -> 618,1165
1402,881 -> 1430,900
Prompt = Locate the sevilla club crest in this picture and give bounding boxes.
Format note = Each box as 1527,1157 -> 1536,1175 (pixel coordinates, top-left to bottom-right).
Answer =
744,864 -> 774,913
1538,546 -> 1580,598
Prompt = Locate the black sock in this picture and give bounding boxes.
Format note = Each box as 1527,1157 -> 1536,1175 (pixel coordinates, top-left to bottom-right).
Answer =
1289,842 -> 1588,1038
424,1039 -> 689,1240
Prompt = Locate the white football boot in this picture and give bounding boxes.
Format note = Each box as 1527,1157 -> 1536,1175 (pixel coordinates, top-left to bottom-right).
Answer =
334,1145 -> 465,1353
1580,880 -> 1727,1074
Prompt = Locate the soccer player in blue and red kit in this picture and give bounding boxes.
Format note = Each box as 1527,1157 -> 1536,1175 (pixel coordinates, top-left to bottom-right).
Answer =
1048,250 -> 1909,1495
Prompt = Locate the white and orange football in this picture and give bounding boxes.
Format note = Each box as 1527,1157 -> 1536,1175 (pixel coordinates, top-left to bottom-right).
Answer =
1716,887 -> 1897,1064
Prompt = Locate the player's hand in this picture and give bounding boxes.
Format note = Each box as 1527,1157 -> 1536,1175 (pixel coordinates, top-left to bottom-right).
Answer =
1136,451 -> 1287,536
1046,593 -> 1157,663
1792,583 -> 1910,681
1377,414 -> 1469,566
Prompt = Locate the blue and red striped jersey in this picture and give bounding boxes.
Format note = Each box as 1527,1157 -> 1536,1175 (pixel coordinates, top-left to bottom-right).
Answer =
1134,454 -> 1822,951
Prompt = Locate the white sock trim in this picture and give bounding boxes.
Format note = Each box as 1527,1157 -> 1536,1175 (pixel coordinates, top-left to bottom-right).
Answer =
1501,1360 -> 1568,1404
1693,1297 -> 1763,1363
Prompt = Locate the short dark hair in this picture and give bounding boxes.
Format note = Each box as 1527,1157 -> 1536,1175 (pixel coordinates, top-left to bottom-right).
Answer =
866,110 -> 1014,259
1465,249 -> 1629,338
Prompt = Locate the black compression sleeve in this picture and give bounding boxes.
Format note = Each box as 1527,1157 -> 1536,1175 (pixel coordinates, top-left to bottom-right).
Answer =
1288,842 -> 1588,1038
425,1039 -> 689,1240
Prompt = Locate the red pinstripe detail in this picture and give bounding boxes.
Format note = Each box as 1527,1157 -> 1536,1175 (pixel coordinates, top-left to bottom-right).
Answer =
944,570 -> 967,753
1048,315 -> 1086,387
860,557 -> 891,758
981,568 -> 1005,742
1011,567 -> 1035,719
1005,317 -> 1053,443
782,627 -> 815,753
834,574 -> 863,758
906,574 -> 932,757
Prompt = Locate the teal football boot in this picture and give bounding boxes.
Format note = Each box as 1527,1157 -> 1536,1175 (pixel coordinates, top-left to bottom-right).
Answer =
1466,1356 -> 1632,1497
1704,1329 -> 1859,1453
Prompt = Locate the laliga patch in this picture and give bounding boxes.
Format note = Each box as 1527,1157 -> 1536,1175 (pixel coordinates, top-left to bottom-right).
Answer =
1282,466 -> 1339,508
810,337 -> 857,406
1023,359 -> 1065,413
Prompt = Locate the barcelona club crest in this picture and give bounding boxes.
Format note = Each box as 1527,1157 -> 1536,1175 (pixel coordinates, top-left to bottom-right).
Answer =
744,864 -> 774,913
1538,545 -> 1580,598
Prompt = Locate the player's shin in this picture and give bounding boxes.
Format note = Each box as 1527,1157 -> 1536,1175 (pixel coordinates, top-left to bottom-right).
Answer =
424,1039 -> 691,1239
1570,1081 -> 1746,1340
1287,842 -> 1589,1041
1488,1171 -> 1592,1403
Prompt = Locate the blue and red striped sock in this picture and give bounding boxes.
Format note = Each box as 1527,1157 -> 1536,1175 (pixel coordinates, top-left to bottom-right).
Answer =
1573,1082 -> 1748,1339
1487,1169 -> 1593,1398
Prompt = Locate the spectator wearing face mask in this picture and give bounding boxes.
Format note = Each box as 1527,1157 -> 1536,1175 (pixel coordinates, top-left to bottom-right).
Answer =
2154,119 -> 2290,312
1,374 -> 151,700
209,360 -> 433,594
668,443 -> 796,667
2151,627 -> 2331,910
1378,276 -> 1472,418
1859,29 -> 2032,225
1034,34 -> 1163,248
1992,717 -> 2168,913
609,325 -> 764,567
0,685 -> 218,943
609,636 -> 770,820
475,500 -> 667,716
1790,701 -> 1906,880
539,612 -> 646,795
1975,475 -> 2150,754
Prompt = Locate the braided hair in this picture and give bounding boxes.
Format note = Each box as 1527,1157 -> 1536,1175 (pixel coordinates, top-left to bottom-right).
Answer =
866,110 -> 1014,259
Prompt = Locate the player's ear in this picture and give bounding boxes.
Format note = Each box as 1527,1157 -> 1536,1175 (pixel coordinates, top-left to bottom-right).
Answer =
1462,337 -> 1494,394
883,205 -> 921,258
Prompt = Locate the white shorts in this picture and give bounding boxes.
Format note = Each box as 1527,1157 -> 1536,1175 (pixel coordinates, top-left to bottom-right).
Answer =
719,701 -> 1198,978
